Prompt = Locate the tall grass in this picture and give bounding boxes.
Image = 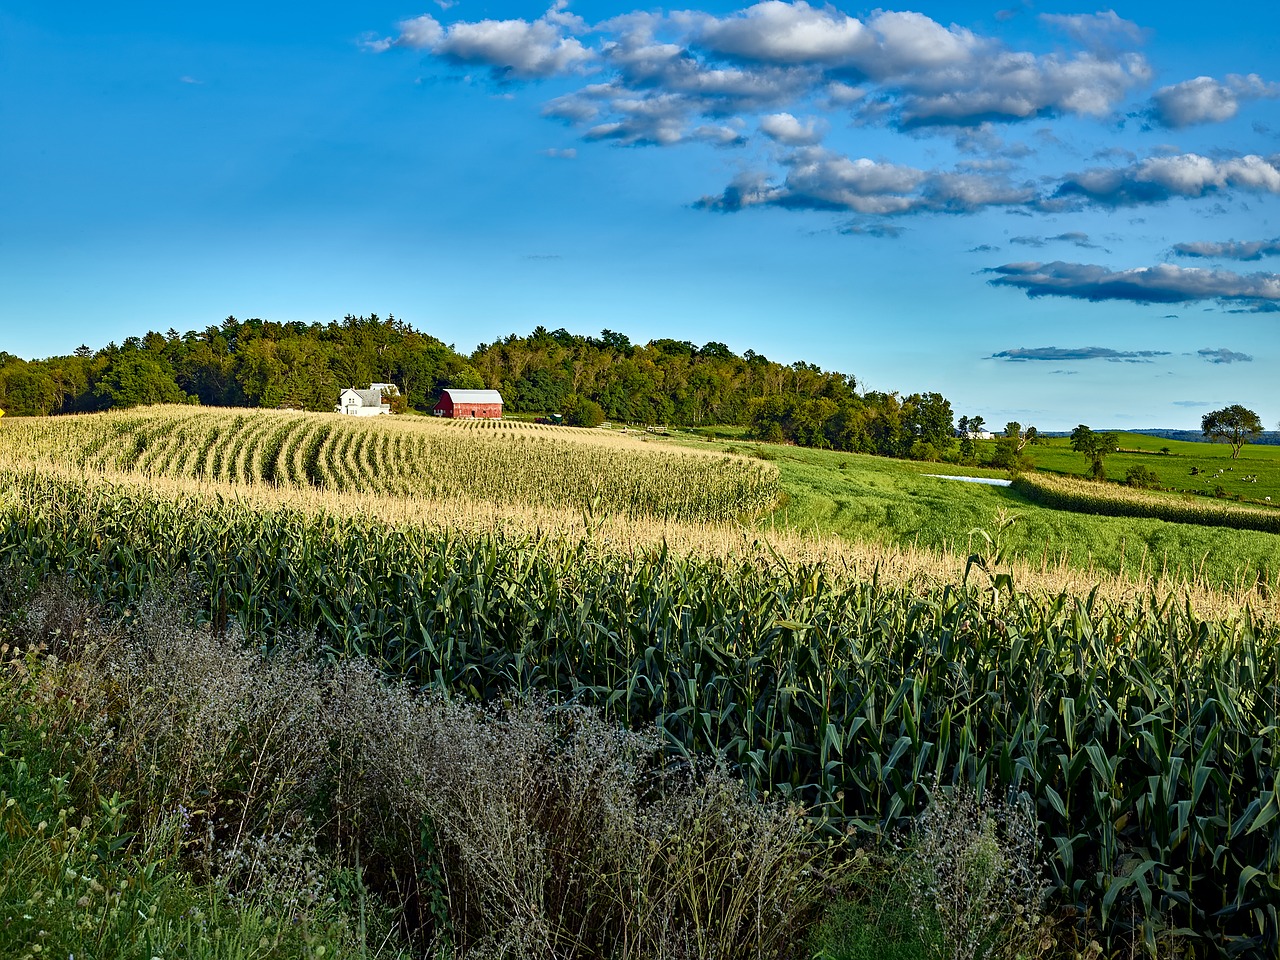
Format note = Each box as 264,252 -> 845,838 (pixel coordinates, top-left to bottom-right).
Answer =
1,584 -> 841,959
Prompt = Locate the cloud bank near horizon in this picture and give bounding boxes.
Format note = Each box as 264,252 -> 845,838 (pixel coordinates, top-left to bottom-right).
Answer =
989,346 -> 1171,362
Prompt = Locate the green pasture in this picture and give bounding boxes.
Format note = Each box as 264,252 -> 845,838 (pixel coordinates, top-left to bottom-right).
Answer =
702,439 -> 1280,592
1016,433 -> 1280,504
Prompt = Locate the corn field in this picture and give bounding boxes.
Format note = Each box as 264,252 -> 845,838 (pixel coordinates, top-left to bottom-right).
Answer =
0,406 -> 779,523
0,466 -> 1276,956
1014,473 -> 1280,533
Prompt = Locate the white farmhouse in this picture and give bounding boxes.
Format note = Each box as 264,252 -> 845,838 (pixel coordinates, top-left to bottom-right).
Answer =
336,385 -> 393,417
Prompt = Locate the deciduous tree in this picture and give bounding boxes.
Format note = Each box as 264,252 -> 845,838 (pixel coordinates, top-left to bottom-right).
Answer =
1069,424 -> 1119,480
1201,404 -> 1263,459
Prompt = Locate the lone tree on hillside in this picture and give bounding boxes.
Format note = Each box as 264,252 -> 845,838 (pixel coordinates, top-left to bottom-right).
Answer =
1070,424 -> 1119,480
1202,404 -> 1263,459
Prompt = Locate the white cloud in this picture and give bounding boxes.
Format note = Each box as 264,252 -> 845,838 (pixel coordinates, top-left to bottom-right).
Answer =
1054,153 -> 1280,206
697,147 -> 1034,214
1150,74 -> 1280,128
388,6 -> 593,79
374,1 -> 1152,138
759,112 -> 826,145
1039,11 -> 1147,51
1174,238 -> 1280,261
690,1 -> 871,65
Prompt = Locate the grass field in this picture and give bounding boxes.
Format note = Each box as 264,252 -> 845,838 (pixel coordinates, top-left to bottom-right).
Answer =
1020,433 -> 1280,504
662,433 -> 1280,598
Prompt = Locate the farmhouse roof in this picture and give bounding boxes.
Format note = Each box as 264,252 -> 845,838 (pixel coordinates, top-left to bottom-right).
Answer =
351,389 -> 388,406
440,389 -> 503,404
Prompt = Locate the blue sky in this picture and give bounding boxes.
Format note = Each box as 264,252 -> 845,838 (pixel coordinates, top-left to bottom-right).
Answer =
1,0 -> 1277,430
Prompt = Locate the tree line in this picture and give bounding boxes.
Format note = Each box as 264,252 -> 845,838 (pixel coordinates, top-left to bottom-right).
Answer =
0,316 -> 480,417
8,315 -> 1264,469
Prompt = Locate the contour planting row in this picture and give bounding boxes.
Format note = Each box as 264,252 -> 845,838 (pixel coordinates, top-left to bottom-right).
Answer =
1014,473 -> 1280,533
0,408 -> 780,523
0,469 -> 1275,957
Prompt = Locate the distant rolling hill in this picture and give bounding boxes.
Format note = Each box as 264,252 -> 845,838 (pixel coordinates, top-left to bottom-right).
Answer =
1037,430 -> 1280,446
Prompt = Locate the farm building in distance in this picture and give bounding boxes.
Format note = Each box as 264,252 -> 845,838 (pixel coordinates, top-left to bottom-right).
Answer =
434,389 -> 503,419
336,383 -> 397,417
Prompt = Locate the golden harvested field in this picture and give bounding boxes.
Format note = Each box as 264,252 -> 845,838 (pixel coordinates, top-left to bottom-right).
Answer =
0,406 -> 779,524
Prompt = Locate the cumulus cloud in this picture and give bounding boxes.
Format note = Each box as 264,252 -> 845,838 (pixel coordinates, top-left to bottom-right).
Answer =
695,147 -> 1035,214
986,260 -> 1280,305
1197,347 -> 1253,363
686,0 -> 1151,128
691,123 -> 748,146
759,112 -> 827,145
1173,238 -> 1280,261
990,345 -> 1170,362
1052,153 -> 1280,207
373,1 -> 1151,138
380,4 -> 593,79
1149,74 -> 1280,128
689,1 -> 873,65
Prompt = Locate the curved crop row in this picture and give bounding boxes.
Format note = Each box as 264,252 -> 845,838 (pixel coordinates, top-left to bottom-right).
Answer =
0,406 -> 780,524
1014,473 -> 1280,533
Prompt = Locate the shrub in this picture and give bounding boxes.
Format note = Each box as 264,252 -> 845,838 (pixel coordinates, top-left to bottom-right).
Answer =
902,784 -> 1051,960
1124,464 -> 1160,489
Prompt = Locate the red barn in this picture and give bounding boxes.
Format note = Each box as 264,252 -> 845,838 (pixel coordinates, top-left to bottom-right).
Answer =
433,389 -> 504,419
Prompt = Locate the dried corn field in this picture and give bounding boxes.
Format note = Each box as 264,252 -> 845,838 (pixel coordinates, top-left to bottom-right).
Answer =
0,406 -> 779,523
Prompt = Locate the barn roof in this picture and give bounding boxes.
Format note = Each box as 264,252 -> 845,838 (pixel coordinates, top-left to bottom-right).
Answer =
440,389 -> 503,404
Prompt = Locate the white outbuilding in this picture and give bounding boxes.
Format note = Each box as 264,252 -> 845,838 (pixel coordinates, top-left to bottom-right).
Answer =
336,386 -> 393,416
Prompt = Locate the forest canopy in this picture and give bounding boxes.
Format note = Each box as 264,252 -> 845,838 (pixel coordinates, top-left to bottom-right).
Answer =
0,316 -> 964,458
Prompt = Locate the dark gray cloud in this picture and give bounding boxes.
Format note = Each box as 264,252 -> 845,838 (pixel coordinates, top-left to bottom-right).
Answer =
989,346 -> 1171,362
1197,347 -> 1253,363
987,260 -> 1280,305
840,222 -> 904,238
1173,238 -> 1280,261
1149,74 -> 1280,128
969,244 -> 999,252
1011,231 -> 1101,249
